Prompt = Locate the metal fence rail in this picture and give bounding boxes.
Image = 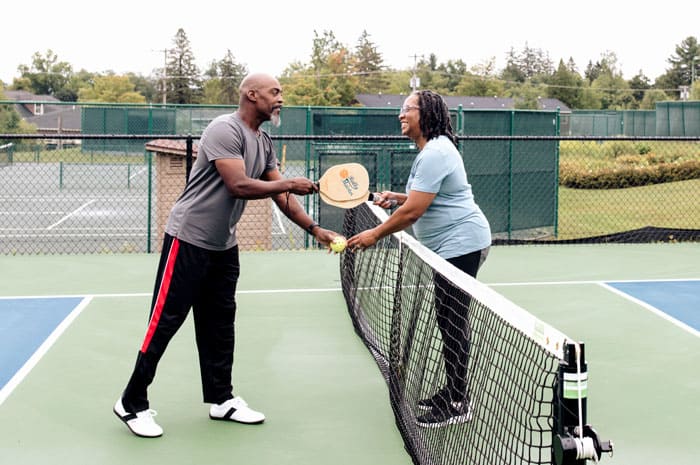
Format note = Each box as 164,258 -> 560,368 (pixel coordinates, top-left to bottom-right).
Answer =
0,134 -> 698,255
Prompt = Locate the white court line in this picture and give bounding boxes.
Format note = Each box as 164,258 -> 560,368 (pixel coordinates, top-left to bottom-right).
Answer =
0,296 -> 93,406
0,288 -> 343,300
46,200 -> 97,230
272,203 -> 287,235
487,277 -> 700,287
129,166 -> 148,181
598,282 -> 700,338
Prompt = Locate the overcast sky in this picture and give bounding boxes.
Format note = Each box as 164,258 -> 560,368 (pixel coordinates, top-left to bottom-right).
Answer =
2,1 -> 698,88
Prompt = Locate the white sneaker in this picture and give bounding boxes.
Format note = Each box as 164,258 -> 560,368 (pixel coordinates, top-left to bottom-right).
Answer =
113,397 -> 163,438
209,396 -> 265,424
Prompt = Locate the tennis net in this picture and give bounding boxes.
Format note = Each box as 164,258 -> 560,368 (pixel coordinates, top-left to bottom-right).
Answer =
339,202 -> 612,465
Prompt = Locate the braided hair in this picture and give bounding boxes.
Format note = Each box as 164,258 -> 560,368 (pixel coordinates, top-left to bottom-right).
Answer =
415,90 -> 458,148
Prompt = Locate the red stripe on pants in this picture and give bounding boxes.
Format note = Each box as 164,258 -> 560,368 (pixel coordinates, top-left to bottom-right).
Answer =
140,238 -> 180,353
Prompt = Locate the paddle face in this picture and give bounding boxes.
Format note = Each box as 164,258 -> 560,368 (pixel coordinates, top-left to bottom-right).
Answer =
318,163 -> 370,208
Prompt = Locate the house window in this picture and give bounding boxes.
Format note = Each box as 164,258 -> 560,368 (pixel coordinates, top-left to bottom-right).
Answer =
33,103 -> 44,115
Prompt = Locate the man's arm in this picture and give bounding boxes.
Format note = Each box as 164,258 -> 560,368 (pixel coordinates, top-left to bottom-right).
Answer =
262,167 -> 338,247
215,158 -> 316,198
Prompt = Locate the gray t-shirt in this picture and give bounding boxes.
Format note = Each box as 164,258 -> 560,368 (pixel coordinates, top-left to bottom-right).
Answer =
165,112 -> 277,250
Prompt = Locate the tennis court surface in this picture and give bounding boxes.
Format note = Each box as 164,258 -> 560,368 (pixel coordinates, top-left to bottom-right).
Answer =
0,242 -> 698,465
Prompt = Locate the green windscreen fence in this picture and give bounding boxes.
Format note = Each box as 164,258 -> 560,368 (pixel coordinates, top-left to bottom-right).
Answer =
21,102 -> 562,243
569,111 -> 623,136
656,101 -> 700,136
81,107 -> 177,152
462,110 -> 559,239
622,110 -> 656,136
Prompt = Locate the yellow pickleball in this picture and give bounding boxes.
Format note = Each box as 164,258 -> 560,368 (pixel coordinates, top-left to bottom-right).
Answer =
330,236 -> 347,253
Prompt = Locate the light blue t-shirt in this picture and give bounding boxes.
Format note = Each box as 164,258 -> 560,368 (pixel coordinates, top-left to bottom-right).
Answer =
406,135 -> 491,259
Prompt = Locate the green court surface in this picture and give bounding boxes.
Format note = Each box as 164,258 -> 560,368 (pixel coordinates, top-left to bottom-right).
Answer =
0,243 -> 698,465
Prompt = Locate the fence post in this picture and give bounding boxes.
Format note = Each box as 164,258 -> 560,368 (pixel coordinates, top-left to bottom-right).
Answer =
186,135 -> 193,181
147,151 -> 153,253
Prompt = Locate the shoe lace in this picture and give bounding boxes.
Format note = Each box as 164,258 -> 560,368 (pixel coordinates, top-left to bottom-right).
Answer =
137,409 -> 158,422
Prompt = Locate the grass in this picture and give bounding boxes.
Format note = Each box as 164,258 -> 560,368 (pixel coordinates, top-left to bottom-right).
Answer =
557,178 -> 700,239
8,147 -> 146,164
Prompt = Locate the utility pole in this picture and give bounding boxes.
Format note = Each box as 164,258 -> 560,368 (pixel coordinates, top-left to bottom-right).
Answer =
152,48 -> 169,104
161,48 -> 168,104
410,53 -> 423,91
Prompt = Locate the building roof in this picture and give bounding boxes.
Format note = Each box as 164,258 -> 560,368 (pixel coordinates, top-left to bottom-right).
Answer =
355,93 -> 570,112
3,90 -> 82,132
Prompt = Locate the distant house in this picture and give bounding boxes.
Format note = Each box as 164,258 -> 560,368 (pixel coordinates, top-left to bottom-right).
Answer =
4,90 -> 81,130
3,90 -> 82,148
355,93 -> 570,112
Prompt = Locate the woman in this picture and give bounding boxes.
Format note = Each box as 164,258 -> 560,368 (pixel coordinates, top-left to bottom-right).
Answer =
347,90 -> 491,428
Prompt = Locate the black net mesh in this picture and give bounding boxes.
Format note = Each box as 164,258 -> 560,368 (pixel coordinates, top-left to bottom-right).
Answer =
340,203 -> 571,465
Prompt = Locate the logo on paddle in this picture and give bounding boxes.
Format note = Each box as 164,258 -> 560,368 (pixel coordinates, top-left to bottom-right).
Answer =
339,168 -> 360,196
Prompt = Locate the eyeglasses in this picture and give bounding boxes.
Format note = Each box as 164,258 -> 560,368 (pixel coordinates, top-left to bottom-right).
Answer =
399,105 -> 420,115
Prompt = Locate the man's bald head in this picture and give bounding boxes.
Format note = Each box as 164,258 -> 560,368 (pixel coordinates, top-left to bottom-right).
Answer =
236,73 -> 284,129
239,73 -> 281,104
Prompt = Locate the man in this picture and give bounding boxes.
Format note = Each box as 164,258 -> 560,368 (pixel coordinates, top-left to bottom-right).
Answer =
114,73 -> 338,438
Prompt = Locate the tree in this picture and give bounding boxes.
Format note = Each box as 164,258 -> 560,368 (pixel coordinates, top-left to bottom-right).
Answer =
56,69 -> 96,102
353,30 -> 389,93
666,36 -> 700,85
15,50 -> 73,99
282,30 -> 359,106
506,81 -> 548,109
501,43 -> 554,82
501,47 -> 527,83
126,73 -> 160,103
78,75 -> 146,103
690,80 -> 700,100
640,89 -> 671,110
202,50 -> 247,105
591,73 -> 634,109
0,88 -> 35,134
437,59 -> 468,93
628,71 -> 652,108
165,28 -> 203,104
546,60 -> 585,109
455,73 -> 505,97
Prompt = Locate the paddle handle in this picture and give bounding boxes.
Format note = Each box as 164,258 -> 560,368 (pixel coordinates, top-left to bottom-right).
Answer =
368,193 -> 398,207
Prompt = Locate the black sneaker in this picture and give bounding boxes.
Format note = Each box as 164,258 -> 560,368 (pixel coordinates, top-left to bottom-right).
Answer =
415,401 -> 472,428
417,386 -> 451,411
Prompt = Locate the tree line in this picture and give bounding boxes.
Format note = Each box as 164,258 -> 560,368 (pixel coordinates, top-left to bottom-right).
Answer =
2,28 -> 700,112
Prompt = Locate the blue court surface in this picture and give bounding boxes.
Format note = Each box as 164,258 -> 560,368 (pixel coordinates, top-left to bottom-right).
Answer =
605,280 -> 700,333
0,297 -> 85,390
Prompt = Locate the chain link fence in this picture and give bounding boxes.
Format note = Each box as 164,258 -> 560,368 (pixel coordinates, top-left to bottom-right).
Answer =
1,133 -> 698,255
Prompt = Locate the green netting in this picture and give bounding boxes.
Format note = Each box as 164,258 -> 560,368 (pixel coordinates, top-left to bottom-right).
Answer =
622,110 -> 656,136
656,101 -> 700,136
309,107 -> 402,135
460,110 -> 558,237
569,111 -> 623,137
81,107 -> 176,152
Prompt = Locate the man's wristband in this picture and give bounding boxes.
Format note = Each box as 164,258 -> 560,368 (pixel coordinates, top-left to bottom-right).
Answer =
305,222 -> 320,234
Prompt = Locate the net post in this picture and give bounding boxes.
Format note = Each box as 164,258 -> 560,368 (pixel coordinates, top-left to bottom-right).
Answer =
553,342 -> 614,464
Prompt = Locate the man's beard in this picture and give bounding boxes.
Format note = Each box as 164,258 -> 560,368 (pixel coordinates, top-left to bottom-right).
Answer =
271,112 -> 281,127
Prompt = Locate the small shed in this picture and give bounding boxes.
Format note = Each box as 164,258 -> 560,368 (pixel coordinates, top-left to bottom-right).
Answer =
145,139 -> 272,251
